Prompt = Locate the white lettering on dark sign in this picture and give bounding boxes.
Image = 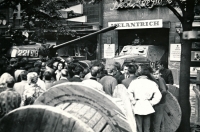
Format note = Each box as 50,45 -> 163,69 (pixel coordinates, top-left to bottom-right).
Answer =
108,19 -> 163,30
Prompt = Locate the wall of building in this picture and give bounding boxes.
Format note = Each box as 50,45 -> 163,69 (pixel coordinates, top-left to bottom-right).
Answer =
101,1 -> 182,84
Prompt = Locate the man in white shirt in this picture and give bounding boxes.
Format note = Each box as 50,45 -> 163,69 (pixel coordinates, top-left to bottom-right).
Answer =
13,71 -> 28,98
82,66 -> 103,91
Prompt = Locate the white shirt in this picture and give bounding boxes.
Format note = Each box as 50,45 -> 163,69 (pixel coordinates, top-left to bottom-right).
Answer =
128,76 -> 162,115
82,79 -> 103,91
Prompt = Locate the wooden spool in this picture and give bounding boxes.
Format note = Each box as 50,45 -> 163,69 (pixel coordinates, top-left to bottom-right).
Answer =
166,84 -> 179,100
163,91 -> 181,132
0,105 -> 94,132
34,82 -> 132,132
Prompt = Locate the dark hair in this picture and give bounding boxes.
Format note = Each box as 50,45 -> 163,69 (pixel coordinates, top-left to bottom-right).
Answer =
73,65 -> 83,75
128,64 -> 137,74
114,62 -> 121,71
6,78 -> 15,88
156,61 -> 168,68
43,71 -> 52,80
137,64 -> 153,77
20,71 -> 28,80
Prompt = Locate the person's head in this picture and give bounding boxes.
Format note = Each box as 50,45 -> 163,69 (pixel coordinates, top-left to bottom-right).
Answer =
114,62 -> 121,71
6,77 -> 15,88
0,73 -> 14,87
73,65 -> 84,76
20,71 -> 28,81
65,56 -> 74,64
90,66 -> 100,77
128,64 -> 137,75
43,71 -> 52,81
156,61 -> 167,70
122,64 -> 129,74
27,72 -> 38,84
61,69 -> 68,78
152,69 -> 161,80
137,64 -> 153,78
57,62 -> 64,71
106,64 -> 117,76
34,60 -> 42,68
53,61 -> 59,70
41,62 -> 46,72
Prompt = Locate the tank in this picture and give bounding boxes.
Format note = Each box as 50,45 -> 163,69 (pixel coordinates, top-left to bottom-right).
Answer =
115,45 -> 166,62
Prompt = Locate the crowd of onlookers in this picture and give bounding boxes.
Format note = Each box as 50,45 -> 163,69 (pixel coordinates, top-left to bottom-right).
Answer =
0,56 -> 174,132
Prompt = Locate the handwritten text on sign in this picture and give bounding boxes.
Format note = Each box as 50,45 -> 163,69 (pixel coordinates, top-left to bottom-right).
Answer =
108,19 -> 163,30
170,44 -> 181,61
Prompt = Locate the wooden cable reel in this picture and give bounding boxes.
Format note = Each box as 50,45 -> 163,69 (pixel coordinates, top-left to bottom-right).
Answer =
0,105 -> 94,132
34,82 -> 132,132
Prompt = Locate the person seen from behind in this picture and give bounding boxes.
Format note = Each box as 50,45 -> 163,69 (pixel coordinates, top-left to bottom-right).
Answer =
99,64 -> 118,96
82,66 -> 103,91
13,71 -> 28,98
0,77 -> 21,118
23,72 -> 45,106
128,64 -> 162,132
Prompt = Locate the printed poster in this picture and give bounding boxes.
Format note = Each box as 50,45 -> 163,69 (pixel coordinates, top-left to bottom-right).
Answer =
104,44 -> 115,58
170,44 -> 181,61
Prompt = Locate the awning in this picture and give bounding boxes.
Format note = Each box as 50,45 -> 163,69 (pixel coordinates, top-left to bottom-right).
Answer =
53,25 -> 117,50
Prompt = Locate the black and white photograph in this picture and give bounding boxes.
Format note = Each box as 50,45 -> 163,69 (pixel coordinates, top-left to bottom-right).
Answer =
0,0 -> 199,132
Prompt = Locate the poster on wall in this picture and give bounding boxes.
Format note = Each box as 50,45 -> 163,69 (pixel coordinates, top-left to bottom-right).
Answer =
170,44 -> 181,61
191,51 -> 200,61
104,44 -> 115,58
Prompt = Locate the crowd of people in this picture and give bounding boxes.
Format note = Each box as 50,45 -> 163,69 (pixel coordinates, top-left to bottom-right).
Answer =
0,56 -> 174,132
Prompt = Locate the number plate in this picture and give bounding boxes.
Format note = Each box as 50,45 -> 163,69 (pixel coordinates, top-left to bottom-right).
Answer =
17,49 -> 39,57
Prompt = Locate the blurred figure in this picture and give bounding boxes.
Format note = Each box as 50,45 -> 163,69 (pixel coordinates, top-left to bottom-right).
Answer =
122,64 -> 137,88
152,69 -> 168,132
0,73 -> 15,92
55,62 -> 64,81
128,64 -> 162,132
52,69 -> 69,86
113,62 -> 122,83
43,71 -> 54,90
99,64 -> 118,96
69,65 -> 83,82
0,77 -> 21,118
82,66 -> 103,91
13,71 -> 28,98
156,61 -> 174,85
23,72 -> 45,105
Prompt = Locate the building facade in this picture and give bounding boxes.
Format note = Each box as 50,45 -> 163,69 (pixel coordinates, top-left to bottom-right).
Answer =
99,1 -> 196,84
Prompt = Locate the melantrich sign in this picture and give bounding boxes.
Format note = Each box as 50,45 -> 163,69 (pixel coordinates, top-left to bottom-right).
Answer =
110,0 -> 173,10
108,19 -> 163,30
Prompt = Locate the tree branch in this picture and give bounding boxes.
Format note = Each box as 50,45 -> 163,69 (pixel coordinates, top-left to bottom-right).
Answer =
166,4 -> 183,23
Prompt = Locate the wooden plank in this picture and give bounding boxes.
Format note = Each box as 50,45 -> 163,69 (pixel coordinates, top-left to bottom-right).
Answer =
64,102 -> 79,112
82,107 -> 97,123
113,84 -> 137,132
38,108 -> 60,132
23,107 -> 45,132
34,83 -> 132,132
167,84 -> 179,100
93,117 -> 107,132
76,104 -> 91,122
56,102 -> 71,110
102,125 -> 113,132
163,92 -> 181,132
87,112 -> 102,128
